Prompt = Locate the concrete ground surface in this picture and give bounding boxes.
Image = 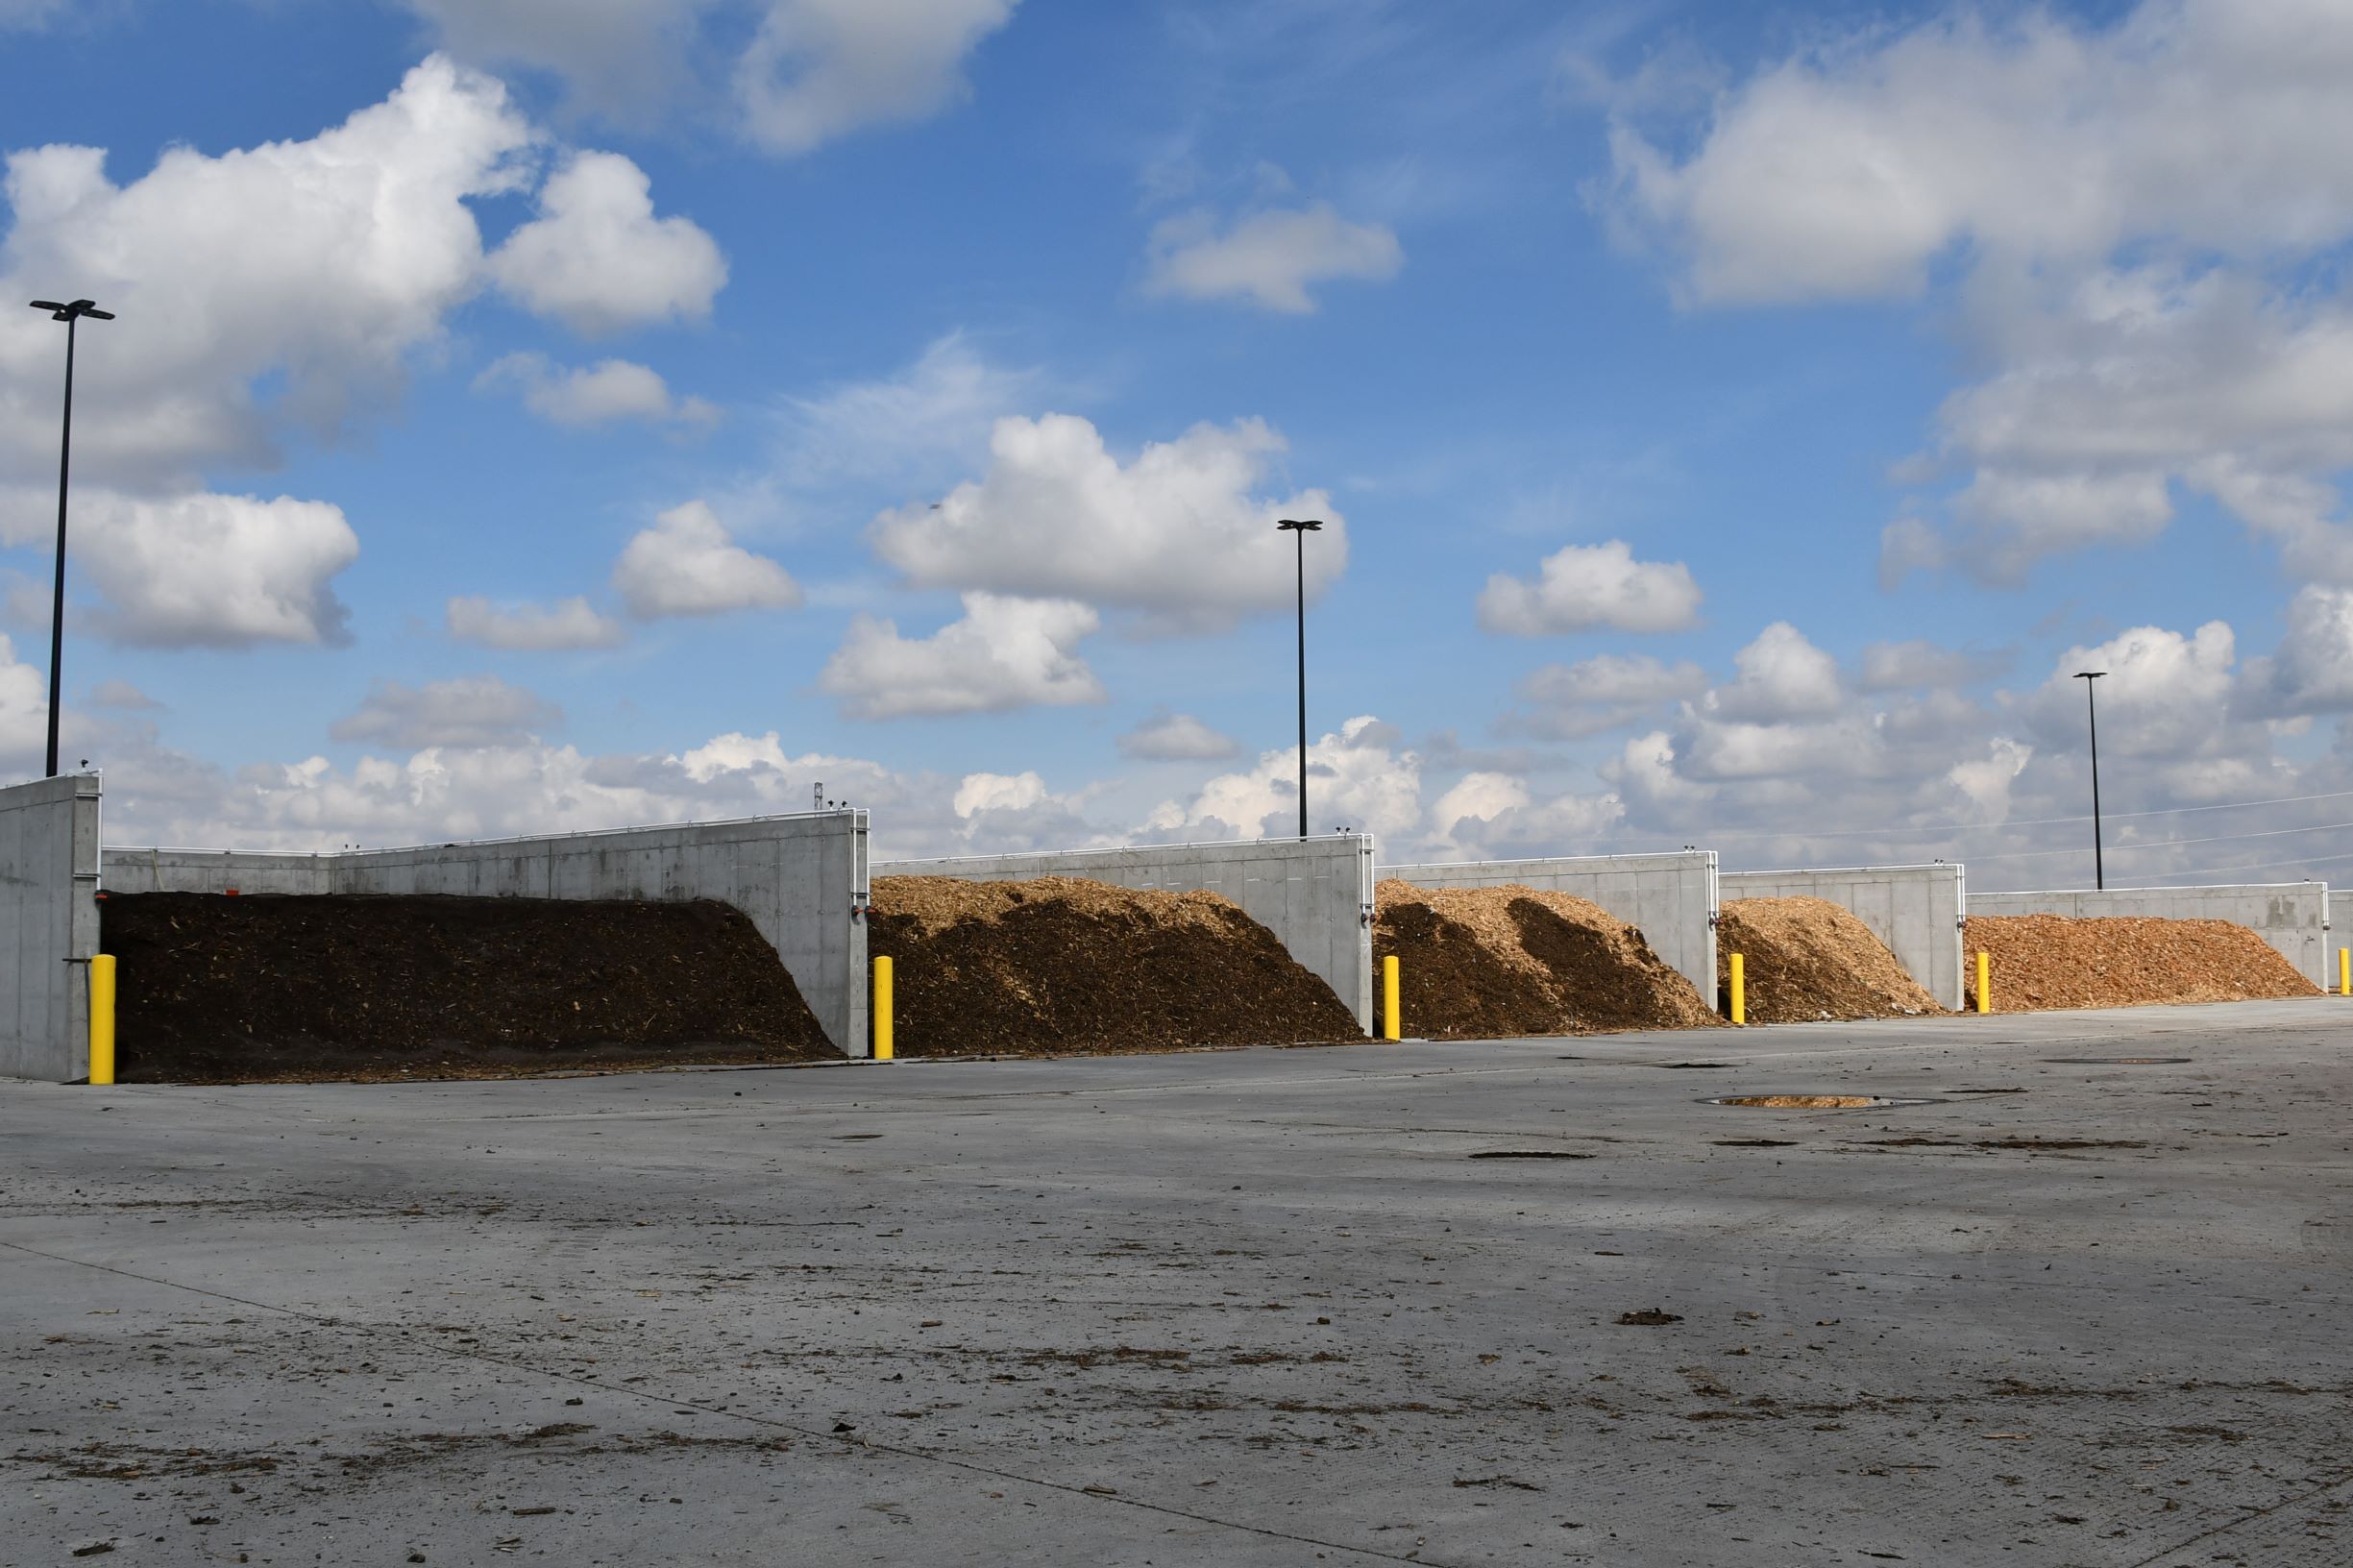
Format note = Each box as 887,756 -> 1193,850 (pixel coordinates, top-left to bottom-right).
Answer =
3,1000 -> 2349,1567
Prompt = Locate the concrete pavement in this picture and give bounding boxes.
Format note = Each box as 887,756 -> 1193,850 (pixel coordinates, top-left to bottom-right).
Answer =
4,999 -> 2349,1565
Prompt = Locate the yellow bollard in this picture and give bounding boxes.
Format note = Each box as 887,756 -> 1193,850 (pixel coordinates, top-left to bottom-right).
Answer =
2341,947 -> 2349,997
1976,950 -> 1992,1015
88,954 -> 115,1087
872,956 -> 894,1061
1382,955 -> 1401,1041
1728,952 -> 1745,1025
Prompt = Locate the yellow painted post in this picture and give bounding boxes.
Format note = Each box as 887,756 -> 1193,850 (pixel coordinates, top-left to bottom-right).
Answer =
872,957 -> 894,1061
1382,955 -> 1401,1041
88,954 -> 116,1087
1976,950 -> 1992,1015
1728,952 -> 1745,1025
2341,947 -> 2349,997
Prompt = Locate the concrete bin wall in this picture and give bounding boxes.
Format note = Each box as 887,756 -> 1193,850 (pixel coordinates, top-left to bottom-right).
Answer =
1,773 -> 102,1082
1967,883 -> 2332,987
2334,893 -> 2352,990
111,848 -> 333,895
874,835 -> 1377,1033
107,811 -> 870,1056
1721,864 -> 1967,1011
1380,851 -> 1720,1000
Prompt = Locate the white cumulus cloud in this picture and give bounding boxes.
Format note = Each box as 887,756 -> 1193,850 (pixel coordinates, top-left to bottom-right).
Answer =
872,413 -> 1344,629
399,0 -> 704,115
61,490 -> 359,648
1606,0 -> 2353,306
478,353 -> 719,427
0,55 -> 536,491
1599,1 -> 2353,588
612,501 -> 801,619
735,0 -> 1019,155
1477,539 -> 1702,636
488,150 -> 727,335
446,595 -> 627,651
331,675 -> 562,750
1117,710 -> 1238,761
2241,586 -> 2353,717
1144,716 -> 1421,842
819,592 -> 1103,719
1145,202 -> 1403,313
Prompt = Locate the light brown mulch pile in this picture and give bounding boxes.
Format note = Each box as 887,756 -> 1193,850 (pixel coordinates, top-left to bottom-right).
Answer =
1716,896 -> 1944,1022
1372,879 -> 1721,1040
1962,914 -> 2321,1012
867,875 -> 1361,1056
103,893 -> 841,1083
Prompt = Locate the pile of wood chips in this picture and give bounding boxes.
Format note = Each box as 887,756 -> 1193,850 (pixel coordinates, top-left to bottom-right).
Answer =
1964,914 -> 2322,1012
1373,879 -> 1721,1040
103,893 -> 841,1083
867,875 -> 1361,1056
1717,896 -> 1944,1022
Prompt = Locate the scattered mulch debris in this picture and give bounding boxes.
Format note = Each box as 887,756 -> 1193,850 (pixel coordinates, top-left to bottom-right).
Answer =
102,893 -> 839,1084
867,875 -> 1360,1056
1617,1310 -> 1682,1326
1963,914 -> 2320,1012
1373,879 -> 1721,1040
1716,896 -> 1942,1022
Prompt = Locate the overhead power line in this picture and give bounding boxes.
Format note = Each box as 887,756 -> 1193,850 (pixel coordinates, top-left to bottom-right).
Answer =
1661,787 -> 2353,845
1959,817 -> 2353,865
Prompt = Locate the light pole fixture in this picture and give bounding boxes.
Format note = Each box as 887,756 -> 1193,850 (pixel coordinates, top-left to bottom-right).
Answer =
1275,518 -> 1323,840
2075,670 -> 2106,890
28,297 -> 113,778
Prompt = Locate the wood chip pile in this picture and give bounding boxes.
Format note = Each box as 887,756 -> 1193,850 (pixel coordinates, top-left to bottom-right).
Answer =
1964,914 -> 2321,1012
102,893 -> 841,1083
867,875 -> 1361,1055
1716,896 -> 1944,1022
1372,879 -> 1721,1040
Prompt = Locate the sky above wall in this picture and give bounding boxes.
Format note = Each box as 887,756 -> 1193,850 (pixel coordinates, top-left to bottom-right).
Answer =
1,0 -> 2349,891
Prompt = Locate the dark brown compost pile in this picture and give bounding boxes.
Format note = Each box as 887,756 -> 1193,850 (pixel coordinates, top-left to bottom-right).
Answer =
1716,896 -> 1944,1022
101,893 -> 839,1083
1373,879 -> 1721,1040
867,875 -> 1361,1056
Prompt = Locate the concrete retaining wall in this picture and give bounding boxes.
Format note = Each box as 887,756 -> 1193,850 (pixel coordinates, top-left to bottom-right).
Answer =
1721,864 -> 1967,1011
2334,893 -> 2352,991
110,847 -> 332,895
875,835 -> 1377,1033
1381,851 -> 1719,1000
108,812 -> 870,1056
1,773 -> 102,1081
1967,883 -> 2332,987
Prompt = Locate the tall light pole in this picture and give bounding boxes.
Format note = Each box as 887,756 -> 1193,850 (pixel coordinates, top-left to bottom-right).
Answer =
2075,670 -> 2106,890
1275,518 -> 1323,840
28,298 -> 113,778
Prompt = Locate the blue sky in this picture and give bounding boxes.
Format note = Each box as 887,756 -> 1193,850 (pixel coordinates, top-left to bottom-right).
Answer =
0,0 -> 2348,889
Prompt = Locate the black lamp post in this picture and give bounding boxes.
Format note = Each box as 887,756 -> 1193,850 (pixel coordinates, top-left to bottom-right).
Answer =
1275,518 -> 1323,840
28,297 -> 112,778
2075,670 -> 2106,890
